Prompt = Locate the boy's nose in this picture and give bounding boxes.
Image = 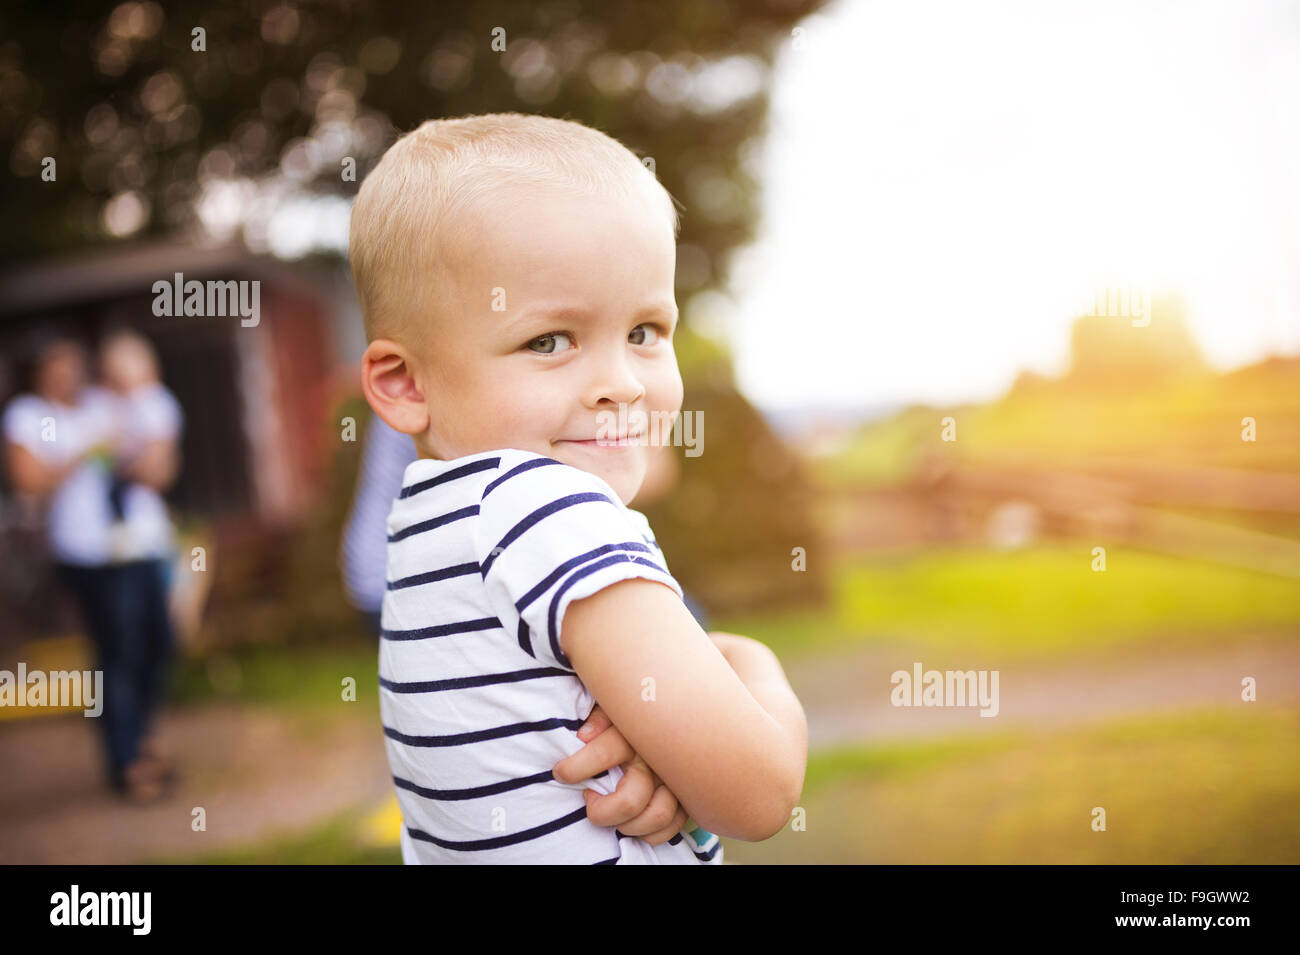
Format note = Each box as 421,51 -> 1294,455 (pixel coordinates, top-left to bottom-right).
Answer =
584,355 -> 645,408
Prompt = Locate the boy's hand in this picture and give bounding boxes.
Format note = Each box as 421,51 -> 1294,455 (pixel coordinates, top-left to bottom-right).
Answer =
553,703 -> 690,845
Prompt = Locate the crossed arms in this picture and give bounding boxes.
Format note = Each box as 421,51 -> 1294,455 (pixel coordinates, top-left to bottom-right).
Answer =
552,578 -> 808,843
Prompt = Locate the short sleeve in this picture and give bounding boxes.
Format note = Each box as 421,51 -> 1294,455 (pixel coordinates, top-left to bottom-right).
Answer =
473,450 -> 684,672
134,385 -> 183,440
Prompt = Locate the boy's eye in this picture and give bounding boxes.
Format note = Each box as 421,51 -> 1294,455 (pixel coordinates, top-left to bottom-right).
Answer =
526,332 -> 574,354
629,324 -> 661,346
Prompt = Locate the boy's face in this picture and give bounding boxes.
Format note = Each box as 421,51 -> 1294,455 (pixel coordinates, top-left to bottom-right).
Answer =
412,182 -> 683,504
100,338 -> 155,394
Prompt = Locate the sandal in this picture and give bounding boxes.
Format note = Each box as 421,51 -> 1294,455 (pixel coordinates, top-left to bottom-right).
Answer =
112,757 -> 171,804
136,752 -> 179,785
137,738 -> 179,784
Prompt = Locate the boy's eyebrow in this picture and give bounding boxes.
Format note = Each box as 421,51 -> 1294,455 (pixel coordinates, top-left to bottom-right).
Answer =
505,301 -> 678,331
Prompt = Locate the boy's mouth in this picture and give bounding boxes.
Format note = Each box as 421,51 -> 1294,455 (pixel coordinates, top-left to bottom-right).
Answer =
556,430 -> 645,448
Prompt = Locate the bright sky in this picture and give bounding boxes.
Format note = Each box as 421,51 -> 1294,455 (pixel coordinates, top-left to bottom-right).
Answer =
723,0 -> 1300,412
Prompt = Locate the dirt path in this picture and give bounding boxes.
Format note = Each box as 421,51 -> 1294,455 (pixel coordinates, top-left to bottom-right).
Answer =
2,633 -> 1296,863
0,701 -> 391,864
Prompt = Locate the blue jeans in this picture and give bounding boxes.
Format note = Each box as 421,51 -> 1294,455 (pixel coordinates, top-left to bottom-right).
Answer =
57,558 -> 175,785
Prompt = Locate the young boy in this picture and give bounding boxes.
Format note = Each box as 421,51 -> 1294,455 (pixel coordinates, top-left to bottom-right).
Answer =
97,328 -> 183,564
350,112 -> 807,864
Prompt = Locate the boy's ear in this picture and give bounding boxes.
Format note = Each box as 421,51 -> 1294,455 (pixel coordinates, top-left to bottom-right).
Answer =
361,339 -> 430,437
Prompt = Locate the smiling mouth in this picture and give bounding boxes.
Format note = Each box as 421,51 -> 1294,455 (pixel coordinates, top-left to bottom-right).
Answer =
557,431 -> 645,448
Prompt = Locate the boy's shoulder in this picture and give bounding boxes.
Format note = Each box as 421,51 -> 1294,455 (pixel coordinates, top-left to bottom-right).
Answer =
477,447 -> 624,508
483,449 -> 658,543
473,448 -> 651,555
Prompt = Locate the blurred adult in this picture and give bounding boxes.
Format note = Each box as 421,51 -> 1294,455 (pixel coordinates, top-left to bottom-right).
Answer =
2,328 -> 183,802
340,414 -> 418,637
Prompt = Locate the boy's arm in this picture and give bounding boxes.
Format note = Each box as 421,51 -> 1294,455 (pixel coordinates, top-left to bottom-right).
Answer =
115,437 -> 180,491
561,579 -> 806,842
707,631 -> 808,807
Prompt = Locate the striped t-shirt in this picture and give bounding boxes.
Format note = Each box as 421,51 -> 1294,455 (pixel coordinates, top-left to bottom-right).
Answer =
380,447 -> 724,865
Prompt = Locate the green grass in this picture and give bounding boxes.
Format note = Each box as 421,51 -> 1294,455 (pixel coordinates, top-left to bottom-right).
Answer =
803,729 -> 1030,792
169,641 -> 380,711
144,806 -> 401,865
718,542 -> 1300,661
724,706 -> 1300,864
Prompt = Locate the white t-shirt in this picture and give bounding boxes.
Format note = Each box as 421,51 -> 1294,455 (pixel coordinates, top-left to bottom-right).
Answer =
2,384 -> 183,565
381,447 -> 723,865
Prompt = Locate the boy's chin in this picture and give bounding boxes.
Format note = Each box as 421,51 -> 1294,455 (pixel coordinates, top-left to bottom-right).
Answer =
552,448 -> 644,502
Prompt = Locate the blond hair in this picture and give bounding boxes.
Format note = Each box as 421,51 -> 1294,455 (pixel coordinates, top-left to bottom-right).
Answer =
348,112 -> 680,350
100,326 -> 160,390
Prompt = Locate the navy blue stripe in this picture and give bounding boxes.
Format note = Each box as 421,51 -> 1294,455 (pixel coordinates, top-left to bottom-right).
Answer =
381,616 -> 501,641
692,840 -> 722,861
392,768 -> 610,802
480,491 -> 613,578
399,456 -> 501,498
547,554 -> 674,668
387,561 -> 479,591
515,541 -> 657,614
388,504 -> 478,542
379,667 -> 570,693
482,456 -> 563,499
406,805 -> 589,851
383,716 -> 583,747
517,619 -> 534,658
606,828 -> 716,862
592,855 -> 621,865
393,770 -> 554,801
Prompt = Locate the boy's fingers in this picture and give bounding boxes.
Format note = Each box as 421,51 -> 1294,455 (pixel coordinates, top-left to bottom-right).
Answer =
577,703 -> 613,741
552,729 -> 634,784
585,760 -> 657,828
612,783 -> 681,838
641,805 -> 690,846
